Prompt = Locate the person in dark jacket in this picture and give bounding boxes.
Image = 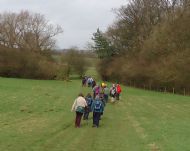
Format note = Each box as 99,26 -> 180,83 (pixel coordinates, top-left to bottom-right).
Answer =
83,93 -> 93,120
92,80 -> 96,89
82,76 -> 87,87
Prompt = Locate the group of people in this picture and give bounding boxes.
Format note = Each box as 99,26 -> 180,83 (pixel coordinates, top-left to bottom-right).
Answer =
82,76 -> 96,88
71,78 -> 122,128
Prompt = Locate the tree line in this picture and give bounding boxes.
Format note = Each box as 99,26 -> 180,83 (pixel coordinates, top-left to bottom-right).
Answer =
92,0 -> 190,95
0,10 -> 88,80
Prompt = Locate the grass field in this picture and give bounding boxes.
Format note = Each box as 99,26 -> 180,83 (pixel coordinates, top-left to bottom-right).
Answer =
0,77 -> 190,151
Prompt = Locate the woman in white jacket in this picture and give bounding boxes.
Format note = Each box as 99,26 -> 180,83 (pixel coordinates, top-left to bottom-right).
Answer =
71,93 -> 87,128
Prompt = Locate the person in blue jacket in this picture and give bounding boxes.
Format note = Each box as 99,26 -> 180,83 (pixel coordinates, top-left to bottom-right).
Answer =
91,95 -> 104,128
83,93 -> 93,120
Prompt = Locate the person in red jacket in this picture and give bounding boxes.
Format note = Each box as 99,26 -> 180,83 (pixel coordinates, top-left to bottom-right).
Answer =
116,83 -> 122,100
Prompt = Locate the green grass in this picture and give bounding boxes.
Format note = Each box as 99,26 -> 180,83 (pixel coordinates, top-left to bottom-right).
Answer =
85,67 -> 100,80
0,77 -> 190,151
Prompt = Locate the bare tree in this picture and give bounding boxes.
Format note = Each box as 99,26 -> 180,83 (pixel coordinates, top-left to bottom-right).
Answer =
0,10 -> 63,52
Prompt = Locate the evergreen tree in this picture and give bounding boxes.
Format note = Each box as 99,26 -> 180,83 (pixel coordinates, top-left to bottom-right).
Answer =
92,28 -> 114,59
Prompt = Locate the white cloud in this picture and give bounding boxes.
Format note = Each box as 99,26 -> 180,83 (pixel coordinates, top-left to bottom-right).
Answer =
0,0 -> 128,49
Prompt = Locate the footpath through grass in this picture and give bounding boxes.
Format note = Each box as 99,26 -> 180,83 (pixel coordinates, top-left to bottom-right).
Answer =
0,77 -> 190,151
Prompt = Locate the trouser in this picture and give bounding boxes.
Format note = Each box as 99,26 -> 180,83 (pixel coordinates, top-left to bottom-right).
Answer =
83,111 -> 90,120
93,112 -> 101,127
93,92 -> 96,99
104,94 -> 108,103
75,112 -> 83,127
116,93 -> 120,100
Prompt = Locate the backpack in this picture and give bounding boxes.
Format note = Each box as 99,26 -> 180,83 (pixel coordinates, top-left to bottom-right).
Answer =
76,106 -> 84,113
94,101 -> 102,112
117,85 -> 122,93
86,97 -> 93,107
95,86 -> 100,95
111,87 -> 116,96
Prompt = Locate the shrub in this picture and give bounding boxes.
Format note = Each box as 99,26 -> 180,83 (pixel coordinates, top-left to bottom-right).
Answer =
0,47 -> 57,79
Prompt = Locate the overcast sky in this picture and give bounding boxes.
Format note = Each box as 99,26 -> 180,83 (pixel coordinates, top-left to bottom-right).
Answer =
0,0 -> 127,49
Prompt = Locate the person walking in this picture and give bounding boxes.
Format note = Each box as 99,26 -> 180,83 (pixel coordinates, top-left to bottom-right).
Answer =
91,79 -> 96,89
110,84 -> 117,102
103,85 -> 109,103
83,93 -> 93,120
116,83 -> 122,100
92,84 -> 100,99
82,76 -> 87,87
71,93 -> 87,128
91,95 -> 104,128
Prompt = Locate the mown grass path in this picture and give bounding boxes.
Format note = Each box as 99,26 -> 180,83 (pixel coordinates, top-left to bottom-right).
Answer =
0,77 -> 189,151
